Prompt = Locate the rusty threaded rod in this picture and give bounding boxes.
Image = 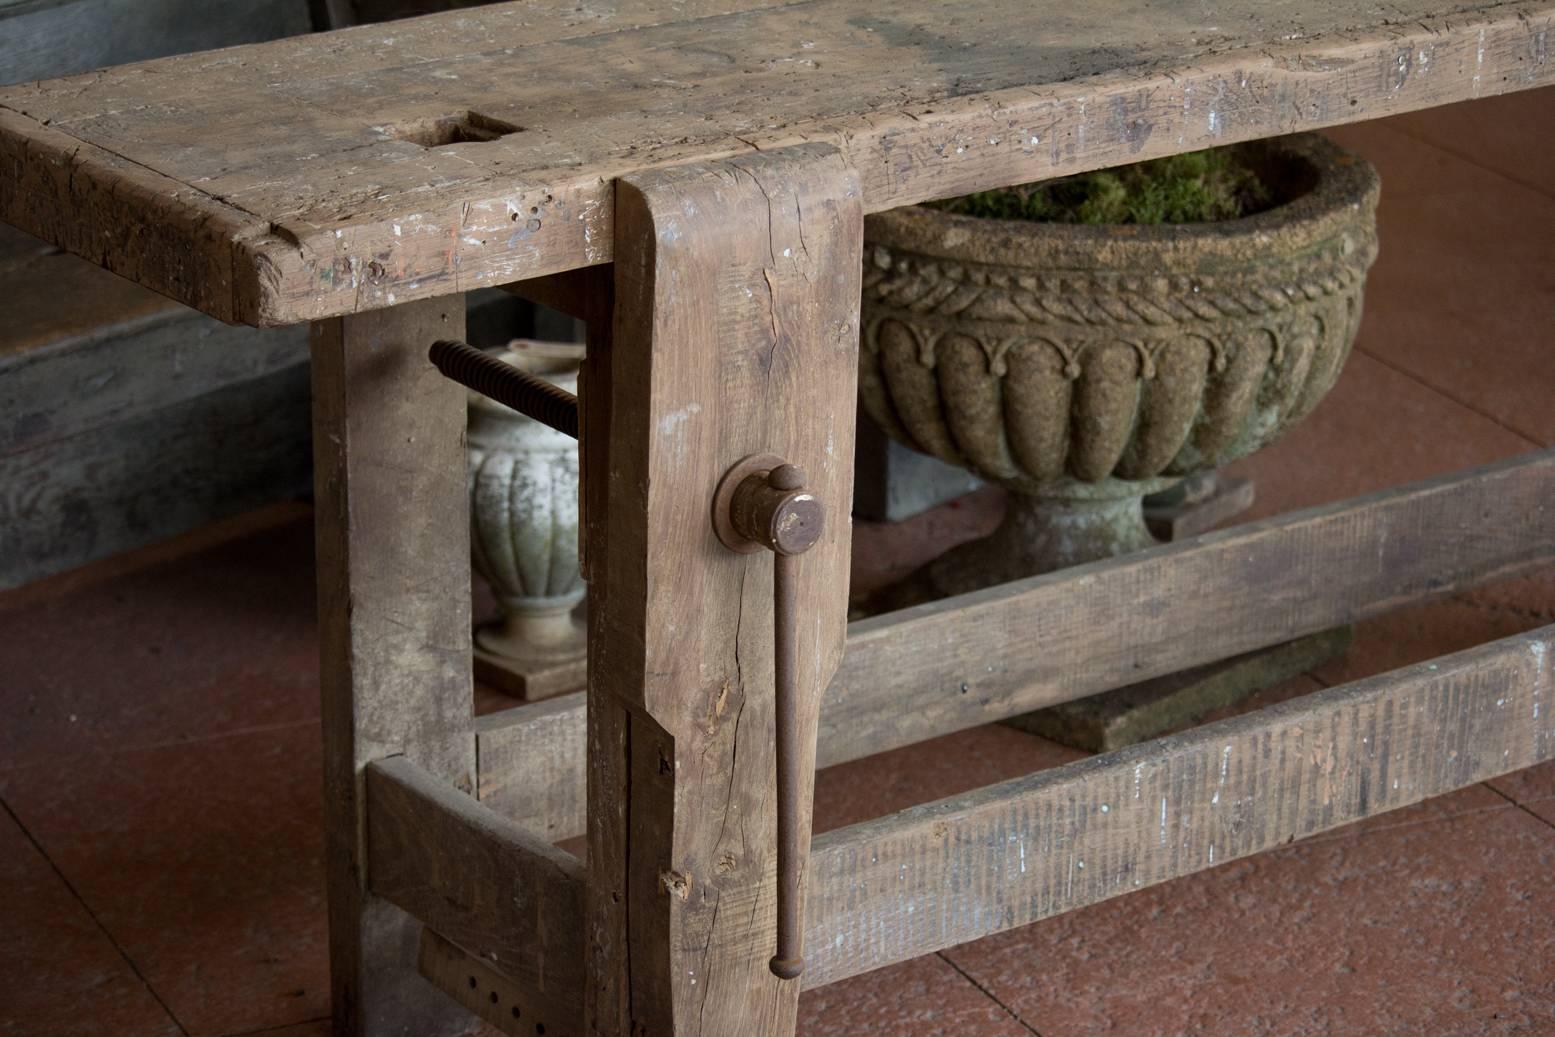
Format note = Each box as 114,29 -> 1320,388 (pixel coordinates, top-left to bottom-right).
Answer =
429,339 -> 579,439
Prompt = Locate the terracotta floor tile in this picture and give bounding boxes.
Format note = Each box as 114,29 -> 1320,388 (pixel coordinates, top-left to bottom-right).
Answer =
1224,353 -> 1534,523
799,954 -> 1029,1037
1312,595 -> 1543,689
0,804 -> 181,1037
1491,762 -> 1555,828
814,724 -> 1085,835
234,1022 -> 332,1037
1519,800 -> 1555,828
1321,121 -> 1555,446
945,808 -> 1555,1036
0,723 -> 330,1037
1383,86 -> 1555,201
0,515 -> 320,768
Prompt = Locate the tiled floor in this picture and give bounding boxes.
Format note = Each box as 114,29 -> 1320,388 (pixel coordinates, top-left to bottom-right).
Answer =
4,91 -> 1555,1037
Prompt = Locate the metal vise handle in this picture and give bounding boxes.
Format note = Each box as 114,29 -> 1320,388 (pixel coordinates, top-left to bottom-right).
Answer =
713,455 -> 825,980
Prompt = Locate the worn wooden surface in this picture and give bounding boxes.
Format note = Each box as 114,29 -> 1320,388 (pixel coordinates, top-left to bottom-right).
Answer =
311,298 -> 477,1037
803,625 -> 1555,987
418,928 -> 579,1037
0,269 -> 305,445
0,223 -> 311,588
0,245 -> 177,361
583,144 -> 860,1035
477,448 -> 1555,839
0,362 -> 311,589
365,757 -> 583,1010
1,0 -> 1552,323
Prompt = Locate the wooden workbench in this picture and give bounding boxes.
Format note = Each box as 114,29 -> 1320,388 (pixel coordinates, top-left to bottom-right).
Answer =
3,3 -> 1553,1036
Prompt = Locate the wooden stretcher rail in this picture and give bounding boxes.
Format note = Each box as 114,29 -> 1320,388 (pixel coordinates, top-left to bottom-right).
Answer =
477,449 -> 1555,839
364,756 -> 584,1011
802,624 -> 1555,987
417,928 -> 582,1037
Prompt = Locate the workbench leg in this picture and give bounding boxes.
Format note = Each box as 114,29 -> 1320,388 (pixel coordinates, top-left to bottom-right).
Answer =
584,145 -> 863,1035
311,298 -> 478,1037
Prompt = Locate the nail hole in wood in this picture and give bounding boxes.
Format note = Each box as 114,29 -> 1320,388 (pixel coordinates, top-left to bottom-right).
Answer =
390,110 -> 522,147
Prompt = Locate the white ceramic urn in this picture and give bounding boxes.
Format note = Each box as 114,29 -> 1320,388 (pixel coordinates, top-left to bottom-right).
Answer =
466,342 -> 585,692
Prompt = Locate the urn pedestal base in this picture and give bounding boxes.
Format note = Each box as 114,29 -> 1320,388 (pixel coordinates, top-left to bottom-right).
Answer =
1007,626 -> 1354,752
472,600 -> 587,701
924,477 -> 1174,598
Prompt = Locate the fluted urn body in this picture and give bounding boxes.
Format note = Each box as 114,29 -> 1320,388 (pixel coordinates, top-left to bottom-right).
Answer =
860,134 -> 1379,592
467,346 -> 584,668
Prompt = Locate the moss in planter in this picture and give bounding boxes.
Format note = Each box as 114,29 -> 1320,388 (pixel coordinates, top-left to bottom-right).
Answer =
933,148 -> 1272,225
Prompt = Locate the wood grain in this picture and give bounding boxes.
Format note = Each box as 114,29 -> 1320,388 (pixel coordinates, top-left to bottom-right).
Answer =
311,297 -> 477,1037
584,143 -> 861,1036
2,1 -> 1552,323
365,757 -> 583,1013
477,449 -> 1555,840
418,928 -> 581,1037
0,262 -> 305,444
802,624 -> 1555,986
0,361 -> 311,589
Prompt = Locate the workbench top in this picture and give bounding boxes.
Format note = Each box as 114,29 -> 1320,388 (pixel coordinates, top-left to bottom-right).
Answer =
1,0 -> 1550,325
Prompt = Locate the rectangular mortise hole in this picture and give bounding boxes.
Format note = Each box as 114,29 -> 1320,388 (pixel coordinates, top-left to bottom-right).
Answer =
392,110 -> 523,148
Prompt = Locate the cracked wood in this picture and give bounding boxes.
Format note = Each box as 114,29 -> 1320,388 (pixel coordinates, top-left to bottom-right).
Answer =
586,143 -> 860,1036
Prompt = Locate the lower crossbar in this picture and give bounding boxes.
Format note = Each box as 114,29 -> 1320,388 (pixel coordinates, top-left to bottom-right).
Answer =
801,625 -> 1555,986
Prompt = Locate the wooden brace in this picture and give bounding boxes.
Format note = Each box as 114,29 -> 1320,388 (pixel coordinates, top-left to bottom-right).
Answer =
583,143 -> 863,1035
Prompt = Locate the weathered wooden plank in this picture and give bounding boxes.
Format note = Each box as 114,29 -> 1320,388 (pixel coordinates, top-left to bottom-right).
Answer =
2,1 -> 1552,322
366,756 -> 583,1013
801,625 -> 1555,987
476,449 -> 1555,839
0,362 -> 311,590
0,222 -> 315,589
584,144 -> 861,1035
0,267 -> 307,449
0,218 -> 53,271
312,297 -> 477,1037
0,109 -> 263,323
474,694 -> 585,841
417,928 -> 580,1037
574,257 -> 631,1033
0,248 -> 176,362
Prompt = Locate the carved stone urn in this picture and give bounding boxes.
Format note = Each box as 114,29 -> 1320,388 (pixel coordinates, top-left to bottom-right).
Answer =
860,134 -> 1379,597
467,342 -> 586,699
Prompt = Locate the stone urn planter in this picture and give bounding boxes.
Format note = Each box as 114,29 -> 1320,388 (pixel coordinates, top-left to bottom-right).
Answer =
860,134 -> 1380,598
467,341 -> 586,699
